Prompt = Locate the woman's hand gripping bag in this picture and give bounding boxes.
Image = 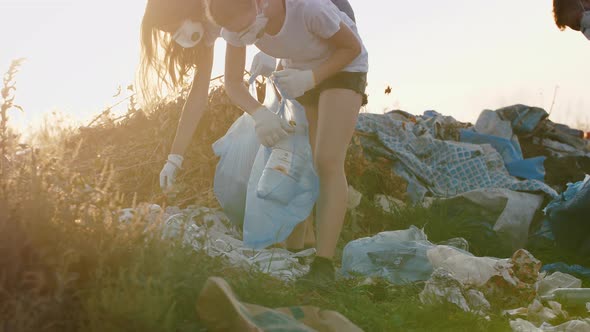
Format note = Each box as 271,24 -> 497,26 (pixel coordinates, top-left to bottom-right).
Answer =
212,77 -> 273,226
242,80 -> 319,249
255,100 -> 311,204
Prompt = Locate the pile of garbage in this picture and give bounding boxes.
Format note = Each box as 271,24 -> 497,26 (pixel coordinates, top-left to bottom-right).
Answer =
117,201 -> 590,331
341,227 -> 590,331
337,105 -> 590,330
66,68 -> 590,330
118,203 -> 315,281
355,105 -> 590,204
353,105 -> 590,260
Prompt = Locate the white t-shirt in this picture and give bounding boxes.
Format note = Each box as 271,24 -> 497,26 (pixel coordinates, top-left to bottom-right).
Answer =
255,0 -> 368,73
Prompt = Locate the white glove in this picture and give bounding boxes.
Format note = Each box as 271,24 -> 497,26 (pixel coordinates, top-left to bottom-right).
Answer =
251,107 -> 294,147
160,154 -> 183,191
271,69 -> 316,99
250,51 -> 277,78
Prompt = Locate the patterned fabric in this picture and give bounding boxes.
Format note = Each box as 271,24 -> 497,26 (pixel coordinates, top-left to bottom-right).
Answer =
355,113 -> 558,200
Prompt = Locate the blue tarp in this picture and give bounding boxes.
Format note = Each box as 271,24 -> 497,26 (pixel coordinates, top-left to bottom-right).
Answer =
460,129 -> 522,164
544,175 -> 590,255
506,157 -> 546,182
496,104 -> 549,135
460,129 -> 546,182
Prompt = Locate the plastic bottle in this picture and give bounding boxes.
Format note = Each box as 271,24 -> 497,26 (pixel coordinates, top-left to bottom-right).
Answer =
256,123 -> 310,204
541,288 -> 590,306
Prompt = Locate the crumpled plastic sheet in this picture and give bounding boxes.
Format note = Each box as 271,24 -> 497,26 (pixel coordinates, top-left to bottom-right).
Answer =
537,272 -> 582,298
510,318 -> 590,332
544,175 -> 590,215
118,204 -> 314,281
340,226 -> 435,285
495,104 -> 548,136
420,242 -> 588,330
505,300 -> 569,327
340,226 -> 472,285
419,268 -> 491,314
475,109 -> 515,140
445,188 -> 544,251
543,121 -> 590,152
542,138 -> 590,158
462,110 -> 548,182
543,175 -> 590,255
427,245 -> 505,287
427,246 -> 542,308
461,128 -> 523,165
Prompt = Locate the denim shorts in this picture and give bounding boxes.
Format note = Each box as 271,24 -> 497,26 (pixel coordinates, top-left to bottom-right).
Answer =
296,71 -> 368,107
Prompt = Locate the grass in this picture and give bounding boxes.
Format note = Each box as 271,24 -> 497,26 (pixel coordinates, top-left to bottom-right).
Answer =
0,162 -> 532,332
1,60 -> 588,332
1,207 -> 513,332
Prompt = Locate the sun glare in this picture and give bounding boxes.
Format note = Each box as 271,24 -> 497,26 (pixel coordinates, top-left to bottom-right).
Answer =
0,0 -> 588,132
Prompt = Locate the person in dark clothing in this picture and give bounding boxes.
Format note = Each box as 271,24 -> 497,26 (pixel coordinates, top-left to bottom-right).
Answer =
553,0 -> 590,40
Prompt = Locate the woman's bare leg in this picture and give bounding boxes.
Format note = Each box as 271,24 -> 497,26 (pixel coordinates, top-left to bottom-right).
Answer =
313,89 -> 361,259
285,221 -> 306,249
303,217 -> 316,247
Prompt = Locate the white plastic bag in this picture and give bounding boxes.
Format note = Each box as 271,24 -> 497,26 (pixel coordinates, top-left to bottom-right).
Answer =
212,78 -> 275,226
256,91 -> 313,204
427,245 -> 507,287
242,82 -> 319,249
475,109 -> 514,140
340,226 -> 436,284
537,272 -> 582,297
212,114 -> 259,226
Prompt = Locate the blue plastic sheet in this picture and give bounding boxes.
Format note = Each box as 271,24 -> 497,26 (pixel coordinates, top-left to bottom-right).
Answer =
496,104 -> 548,135
544,175 -> 590,254
460,129 -> 522,164
506,157 -> 546,182
341,226 -> 435,284
460,129 -> 546,182
542,263 -> 590,280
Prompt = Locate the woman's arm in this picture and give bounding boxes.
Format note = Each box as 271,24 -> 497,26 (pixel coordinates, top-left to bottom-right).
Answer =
271,23 -> 361,98
313,22 -> 361,83
169,44 -> 215,155
224,44 -> 265,115
224,44 -> 293,146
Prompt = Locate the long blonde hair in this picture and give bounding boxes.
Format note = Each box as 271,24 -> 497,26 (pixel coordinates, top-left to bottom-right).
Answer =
138,0 -> 205,105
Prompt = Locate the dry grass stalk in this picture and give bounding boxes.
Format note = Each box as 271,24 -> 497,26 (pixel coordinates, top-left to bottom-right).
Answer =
63,75 -> 407,209
1,58 -> 26,197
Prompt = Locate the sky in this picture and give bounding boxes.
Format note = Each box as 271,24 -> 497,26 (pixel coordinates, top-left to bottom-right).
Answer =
0,0 -> 589,135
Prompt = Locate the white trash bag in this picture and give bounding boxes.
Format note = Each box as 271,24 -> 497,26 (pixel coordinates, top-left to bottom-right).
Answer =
212,75 -> 276,226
